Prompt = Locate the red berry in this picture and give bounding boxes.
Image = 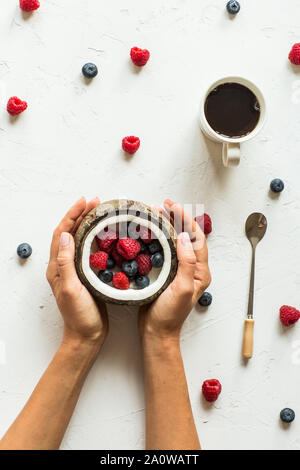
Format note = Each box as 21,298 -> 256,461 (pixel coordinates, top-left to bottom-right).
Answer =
280,305 -> 300,327
289,43 -> 300,65
20,0 -> 40,12
136,254 -> 152,276
117,238 -> 141,260
96,229 -> 118,253
89,251 -> 108,270
195,213 -> 212,236
202,379 -> 222,402
130,47 -> 150,67
113,272 -> 130,290
7,96 -> 27,116
139,226 -> 153,244
122,136 -> 140,154
111,244 -> 124,267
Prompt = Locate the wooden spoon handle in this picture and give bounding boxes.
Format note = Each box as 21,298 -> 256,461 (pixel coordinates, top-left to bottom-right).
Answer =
242,318 -> 254,358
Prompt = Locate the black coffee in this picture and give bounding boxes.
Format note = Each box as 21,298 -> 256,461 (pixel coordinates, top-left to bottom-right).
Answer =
204,82 -> 260,138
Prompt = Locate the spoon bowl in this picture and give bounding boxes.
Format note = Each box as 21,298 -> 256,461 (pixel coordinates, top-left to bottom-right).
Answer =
245,212 -> 267,247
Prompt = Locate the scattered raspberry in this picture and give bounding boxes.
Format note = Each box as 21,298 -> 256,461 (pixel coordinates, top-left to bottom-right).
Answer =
139,226 -> 152,244
122,136 -> 140,154
136,254 -> 152,276
20,0 -> 40,12
202,379 -> 222,402
96,229 -> 118,253
289,43 -> 300,65
7,96 -> 27,116
113,272 -> 130,290
89,251 -> 108,270
111,244 -> 125,267
130,47 -> 150,67
117,238 -> 141,260
195,213 -> 212,236
280,305 -> 300,327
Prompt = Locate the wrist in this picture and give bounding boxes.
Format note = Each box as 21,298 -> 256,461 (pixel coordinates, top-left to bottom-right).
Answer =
63,323 -> 106,345
141,332 -> 181,359
139,316 -> 182,343
61,330 -> 104,361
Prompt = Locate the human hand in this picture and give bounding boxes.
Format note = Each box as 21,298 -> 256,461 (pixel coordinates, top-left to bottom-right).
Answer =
46,197 -> 108,351
139,199 -> 211,340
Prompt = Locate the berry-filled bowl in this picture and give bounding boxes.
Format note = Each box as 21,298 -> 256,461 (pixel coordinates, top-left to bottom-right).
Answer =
74,200 -> 178,306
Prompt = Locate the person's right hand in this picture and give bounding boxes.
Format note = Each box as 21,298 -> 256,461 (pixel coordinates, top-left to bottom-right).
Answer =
46,197 -> 108,351
139,199 -> 211,340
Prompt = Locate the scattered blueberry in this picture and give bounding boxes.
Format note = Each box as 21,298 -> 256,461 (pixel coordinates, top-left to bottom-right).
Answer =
82,63 -> 98,79
226,1 -> 240,14
198,292 -> 213,307
135,275 -> 150,289
148,240 -> 162,254
270,178 -> 284,193
17,243 -> 32,259
151,252 -> 164,268
122,260 -> 138,278
280,408 -> 295,423
98,270 -> 113,284
106,256 -> 116,270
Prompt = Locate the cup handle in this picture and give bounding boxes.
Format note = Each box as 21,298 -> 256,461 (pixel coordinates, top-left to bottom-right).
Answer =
222,143 -> 240,167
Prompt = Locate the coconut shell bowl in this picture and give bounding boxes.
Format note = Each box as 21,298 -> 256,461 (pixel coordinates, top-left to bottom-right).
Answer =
74,199 -> 178,306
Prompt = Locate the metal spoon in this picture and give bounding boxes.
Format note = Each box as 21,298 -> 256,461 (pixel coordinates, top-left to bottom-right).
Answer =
242,213 -> 267,359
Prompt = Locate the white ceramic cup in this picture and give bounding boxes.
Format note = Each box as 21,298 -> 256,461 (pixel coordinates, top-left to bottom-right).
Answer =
199,76 -> 266,167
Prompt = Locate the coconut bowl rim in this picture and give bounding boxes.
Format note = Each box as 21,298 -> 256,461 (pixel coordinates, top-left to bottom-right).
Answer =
74,199 -> 178,306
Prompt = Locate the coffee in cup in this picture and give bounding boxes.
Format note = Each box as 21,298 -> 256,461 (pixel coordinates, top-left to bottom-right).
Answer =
199,77 -> 266,167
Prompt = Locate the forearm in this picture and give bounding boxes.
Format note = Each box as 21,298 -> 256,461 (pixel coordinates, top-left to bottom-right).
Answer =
142,334 -> 200,450
0,339 -> 100,450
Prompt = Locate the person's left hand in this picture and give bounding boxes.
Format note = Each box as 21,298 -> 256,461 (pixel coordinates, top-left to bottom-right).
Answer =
46,197 -> 108,350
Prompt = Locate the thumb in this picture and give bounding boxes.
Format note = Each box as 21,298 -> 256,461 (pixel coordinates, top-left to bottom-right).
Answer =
57,232 -> 78,284
175,232 -> 196,292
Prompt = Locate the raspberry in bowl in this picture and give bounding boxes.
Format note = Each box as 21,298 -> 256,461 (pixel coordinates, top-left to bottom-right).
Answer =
75,200 -> 178,305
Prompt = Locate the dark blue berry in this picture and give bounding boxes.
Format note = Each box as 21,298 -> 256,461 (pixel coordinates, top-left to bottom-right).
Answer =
98,270 -> 113,284
17,243 -> 32,259
135,275 -> 150,289
106,256 -> 115,270
148,240 -> 162,254
151,252 -> 164,268
226,1 -> 240,14
82,63 -> 98,79
198,292 -> 213,307
280,408 -> 295,423
122,260 -> 138,278
270,178 -> 284,193
138,239 -> 149,253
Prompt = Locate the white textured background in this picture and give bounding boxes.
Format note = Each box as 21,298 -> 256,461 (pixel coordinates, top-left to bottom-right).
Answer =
0,0 -> 300,451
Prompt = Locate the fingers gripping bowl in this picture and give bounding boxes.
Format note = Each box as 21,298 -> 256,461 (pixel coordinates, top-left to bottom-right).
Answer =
75,200 -> 178,306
